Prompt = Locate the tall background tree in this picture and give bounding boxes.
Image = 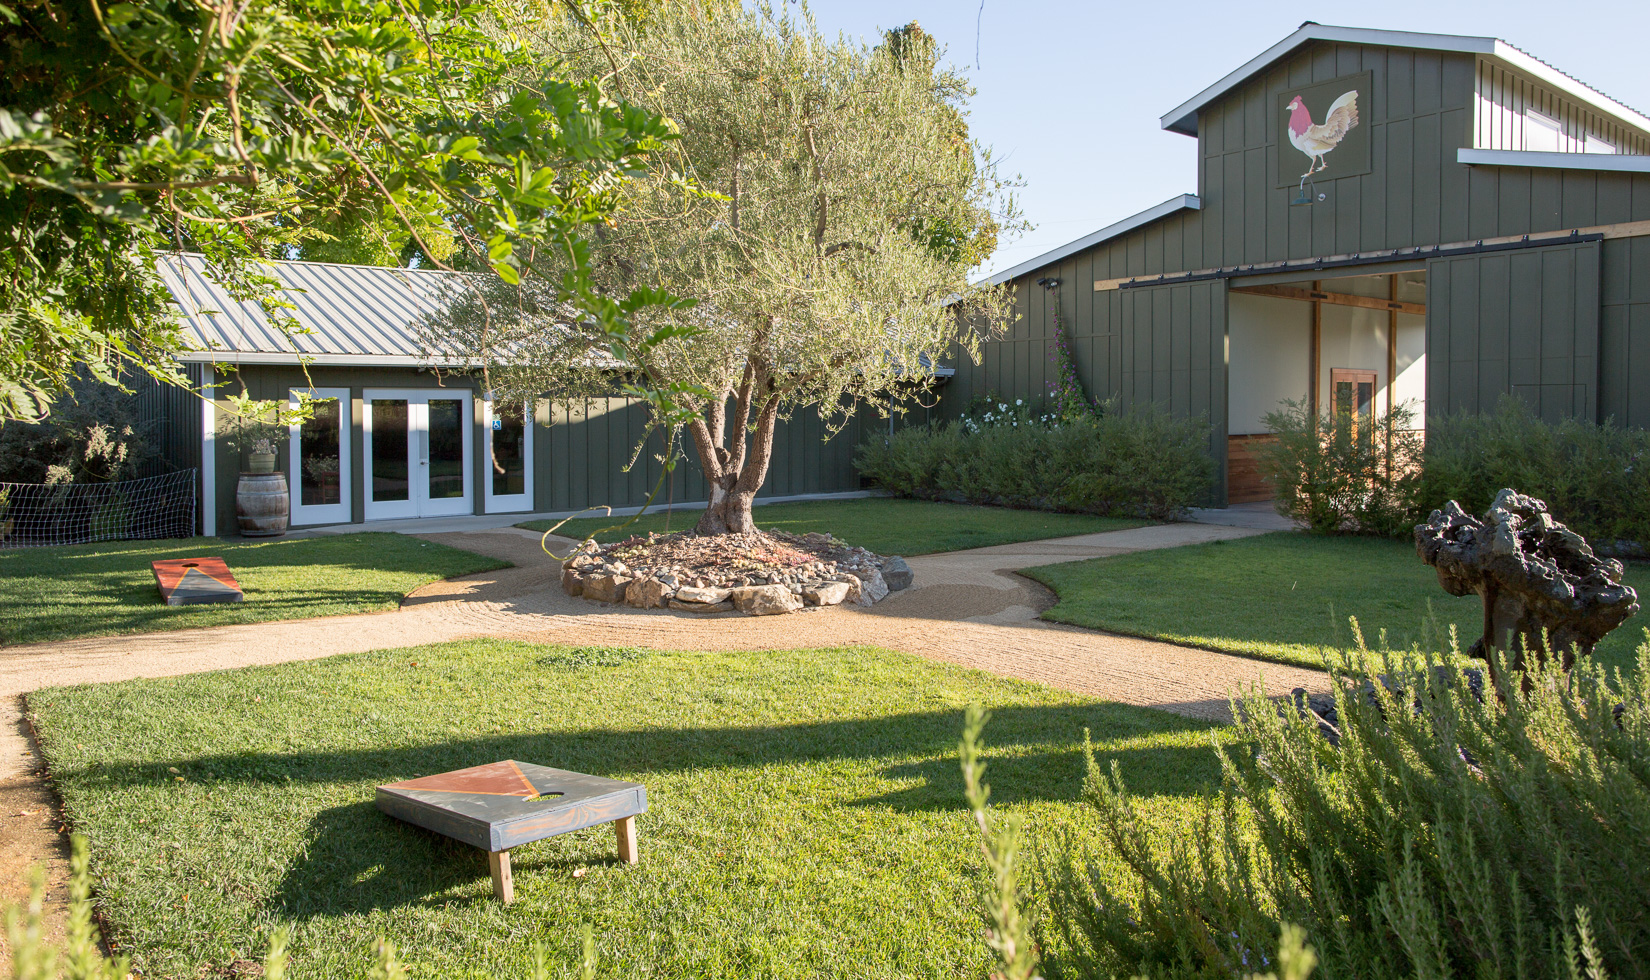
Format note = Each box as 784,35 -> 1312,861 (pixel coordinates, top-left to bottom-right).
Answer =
0,0 -> 679,422
432,3 -> 1021,534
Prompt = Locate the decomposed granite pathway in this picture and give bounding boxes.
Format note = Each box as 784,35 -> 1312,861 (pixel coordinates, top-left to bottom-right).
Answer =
0,520 -> 1329,943
2,520 -> 1330,763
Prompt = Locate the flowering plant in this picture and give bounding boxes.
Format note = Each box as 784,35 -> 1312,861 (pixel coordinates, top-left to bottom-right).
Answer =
1047,293 -> 1100,424
959,393 -> 1059,434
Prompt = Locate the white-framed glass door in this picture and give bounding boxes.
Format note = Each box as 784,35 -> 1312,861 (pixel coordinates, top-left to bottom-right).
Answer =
363,389 -> 474,520
483,396 -> 534,513
288,387 -> 352,526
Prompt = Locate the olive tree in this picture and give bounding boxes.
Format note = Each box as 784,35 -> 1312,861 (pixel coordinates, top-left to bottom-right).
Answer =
434,5 -> 1018,535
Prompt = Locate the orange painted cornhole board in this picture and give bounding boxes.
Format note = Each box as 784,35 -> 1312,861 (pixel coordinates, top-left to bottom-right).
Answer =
151,557 -> 244,606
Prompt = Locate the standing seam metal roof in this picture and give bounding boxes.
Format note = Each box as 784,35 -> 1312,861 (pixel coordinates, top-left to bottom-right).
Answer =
155,253 -> 465,364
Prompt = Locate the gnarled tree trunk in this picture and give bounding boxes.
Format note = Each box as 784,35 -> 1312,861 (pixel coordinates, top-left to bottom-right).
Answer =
686,365 -> 782,536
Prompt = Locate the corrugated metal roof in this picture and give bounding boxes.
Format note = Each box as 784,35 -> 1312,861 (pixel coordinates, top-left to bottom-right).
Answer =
158,252 -> 956,378
156,253 -> 465,365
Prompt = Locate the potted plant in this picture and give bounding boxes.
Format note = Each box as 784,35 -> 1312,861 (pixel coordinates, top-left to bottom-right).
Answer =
246,436 -> 279,474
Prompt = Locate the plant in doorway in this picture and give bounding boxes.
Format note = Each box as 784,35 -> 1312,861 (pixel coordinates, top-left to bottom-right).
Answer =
1257,398 -> 1423,535
223,393 -> 292,537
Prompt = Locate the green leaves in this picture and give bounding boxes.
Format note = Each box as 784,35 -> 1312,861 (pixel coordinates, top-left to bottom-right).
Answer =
2,0 -> 679,421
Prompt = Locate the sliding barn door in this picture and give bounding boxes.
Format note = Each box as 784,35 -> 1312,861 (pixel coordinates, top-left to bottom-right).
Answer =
1426,241 -> 1601,422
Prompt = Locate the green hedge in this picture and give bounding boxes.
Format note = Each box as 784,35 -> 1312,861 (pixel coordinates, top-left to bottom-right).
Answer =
855,408 -> 1215,521
1419,399 -> 1650,552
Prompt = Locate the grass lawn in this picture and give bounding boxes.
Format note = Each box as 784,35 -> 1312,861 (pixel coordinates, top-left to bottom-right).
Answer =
1023,532 -> 1650,675
28,640 -> 1228,978
0,533 -> 507,645
520,497 -> 1149,556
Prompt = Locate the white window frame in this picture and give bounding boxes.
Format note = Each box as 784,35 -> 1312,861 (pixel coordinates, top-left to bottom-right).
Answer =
1525,109 -> 1562,152
362,388 -> 474,521
482,395 -> 535,514
1585,134 -> 1617,155
288,386 -> 353,526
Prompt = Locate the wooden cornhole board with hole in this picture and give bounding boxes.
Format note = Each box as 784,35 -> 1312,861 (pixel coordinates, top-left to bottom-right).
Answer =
376,760 -> 646,904
151,557 -> 244,606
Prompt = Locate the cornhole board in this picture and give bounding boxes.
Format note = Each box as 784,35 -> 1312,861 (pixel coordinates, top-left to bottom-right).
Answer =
151,557 -> 244,606
376,760 -> 646,903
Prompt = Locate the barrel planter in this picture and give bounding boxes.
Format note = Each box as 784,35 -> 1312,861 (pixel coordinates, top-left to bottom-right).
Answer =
236,471 -> 290,537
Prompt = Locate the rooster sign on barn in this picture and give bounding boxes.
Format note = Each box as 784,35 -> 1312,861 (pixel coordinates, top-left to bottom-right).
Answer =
1276,70 -> 1372,198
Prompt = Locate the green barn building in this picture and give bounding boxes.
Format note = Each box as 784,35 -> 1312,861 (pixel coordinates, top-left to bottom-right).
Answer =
156,22 -> 1650,533
955,22 -> 1650,505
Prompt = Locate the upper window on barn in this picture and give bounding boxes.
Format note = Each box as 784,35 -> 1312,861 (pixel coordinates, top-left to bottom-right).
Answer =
1585,134 -> 1617,154
1524,109 -> 1561,152
1475,59 -> 1647,155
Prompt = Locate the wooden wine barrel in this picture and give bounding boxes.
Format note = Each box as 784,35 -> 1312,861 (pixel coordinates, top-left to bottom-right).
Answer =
236,472 -> 290,537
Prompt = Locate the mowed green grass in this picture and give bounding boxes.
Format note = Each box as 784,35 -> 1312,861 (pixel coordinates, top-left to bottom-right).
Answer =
0,533 -> 506,644
520,497 -> 1149,556
1023,532 -> 1650,674
29,640 -> 1228,979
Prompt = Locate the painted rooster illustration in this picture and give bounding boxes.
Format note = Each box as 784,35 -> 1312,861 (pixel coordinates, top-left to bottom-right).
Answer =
1285,91 -> 1359,184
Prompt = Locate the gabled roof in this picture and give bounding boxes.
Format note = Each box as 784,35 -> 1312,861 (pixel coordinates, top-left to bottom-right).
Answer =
979,194 -> 1201,287
1159,23 -> 1650,139
156,253 -> 464,365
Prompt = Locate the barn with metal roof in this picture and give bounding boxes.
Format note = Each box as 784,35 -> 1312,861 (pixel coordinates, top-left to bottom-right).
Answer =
950,22 -> 1650,505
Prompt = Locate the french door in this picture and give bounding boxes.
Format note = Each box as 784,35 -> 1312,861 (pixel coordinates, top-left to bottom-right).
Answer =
363,389 -> 474,520
288,387 -> 352,526
482,396 -> 534,513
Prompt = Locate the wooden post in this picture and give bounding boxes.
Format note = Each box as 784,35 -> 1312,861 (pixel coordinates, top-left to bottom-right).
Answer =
615,816 -> 639,865
1310,280 -> 1322,418
489,849 -> 514,904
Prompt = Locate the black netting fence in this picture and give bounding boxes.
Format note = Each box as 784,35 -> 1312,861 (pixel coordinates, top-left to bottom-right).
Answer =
0,469 -> 196,548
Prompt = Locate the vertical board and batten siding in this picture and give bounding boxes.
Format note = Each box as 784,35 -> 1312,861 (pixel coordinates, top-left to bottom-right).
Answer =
945,37 -> 1650,509
941,219 -> 1230,504
1474,62 -> 1650,155
135,363 -> 206,479
131,363 -> 207,531
1600,233 -> 1650,428
1426,241 -> 1601,422
1199,44 -> 1478,262
215,365 -> 866,533
1195,44 -> 1650,255
534,396 -> 868,517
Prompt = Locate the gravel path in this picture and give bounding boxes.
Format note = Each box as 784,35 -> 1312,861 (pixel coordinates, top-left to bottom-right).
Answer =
2,521 -> 1326,753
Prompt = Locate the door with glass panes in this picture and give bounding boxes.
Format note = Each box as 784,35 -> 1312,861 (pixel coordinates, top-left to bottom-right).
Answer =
483,396 -> 533,513
363,389 -> 474,520
288,387 -> 352,525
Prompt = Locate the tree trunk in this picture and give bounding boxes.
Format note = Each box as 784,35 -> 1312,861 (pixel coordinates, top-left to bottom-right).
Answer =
696,483 -> 756,534
689,388 -> 782,536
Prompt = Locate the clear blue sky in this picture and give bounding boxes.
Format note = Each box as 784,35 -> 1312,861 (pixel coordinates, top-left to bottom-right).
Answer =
798,0 -> 1650,278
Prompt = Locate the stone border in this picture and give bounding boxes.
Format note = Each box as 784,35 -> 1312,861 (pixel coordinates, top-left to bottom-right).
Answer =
560,547 -> 913,616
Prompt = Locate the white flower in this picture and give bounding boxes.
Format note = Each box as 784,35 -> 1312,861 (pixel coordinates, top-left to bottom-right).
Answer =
1015,399 -> 1022,406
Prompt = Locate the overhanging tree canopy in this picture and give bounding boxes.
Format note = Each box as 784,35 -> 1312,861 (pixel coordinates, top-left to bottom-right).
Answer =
0,0 -> 678,422
431,4 -> 1020,534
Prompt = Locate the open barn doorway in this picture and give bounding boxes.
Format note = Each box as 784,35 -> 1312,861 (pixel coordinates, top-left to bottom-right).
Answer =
1226,270 -> 1428,503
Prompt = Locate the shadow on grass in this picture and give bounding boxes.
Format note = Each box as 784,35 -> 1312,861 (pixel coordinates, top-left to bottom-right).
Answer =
273,801 -> 638,918
64,705 -> 1226,918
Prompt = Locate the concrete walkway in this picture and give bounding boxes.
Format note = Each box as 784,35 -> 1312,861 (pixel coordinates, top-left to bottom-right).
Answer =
1188,501 -> 1298,531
